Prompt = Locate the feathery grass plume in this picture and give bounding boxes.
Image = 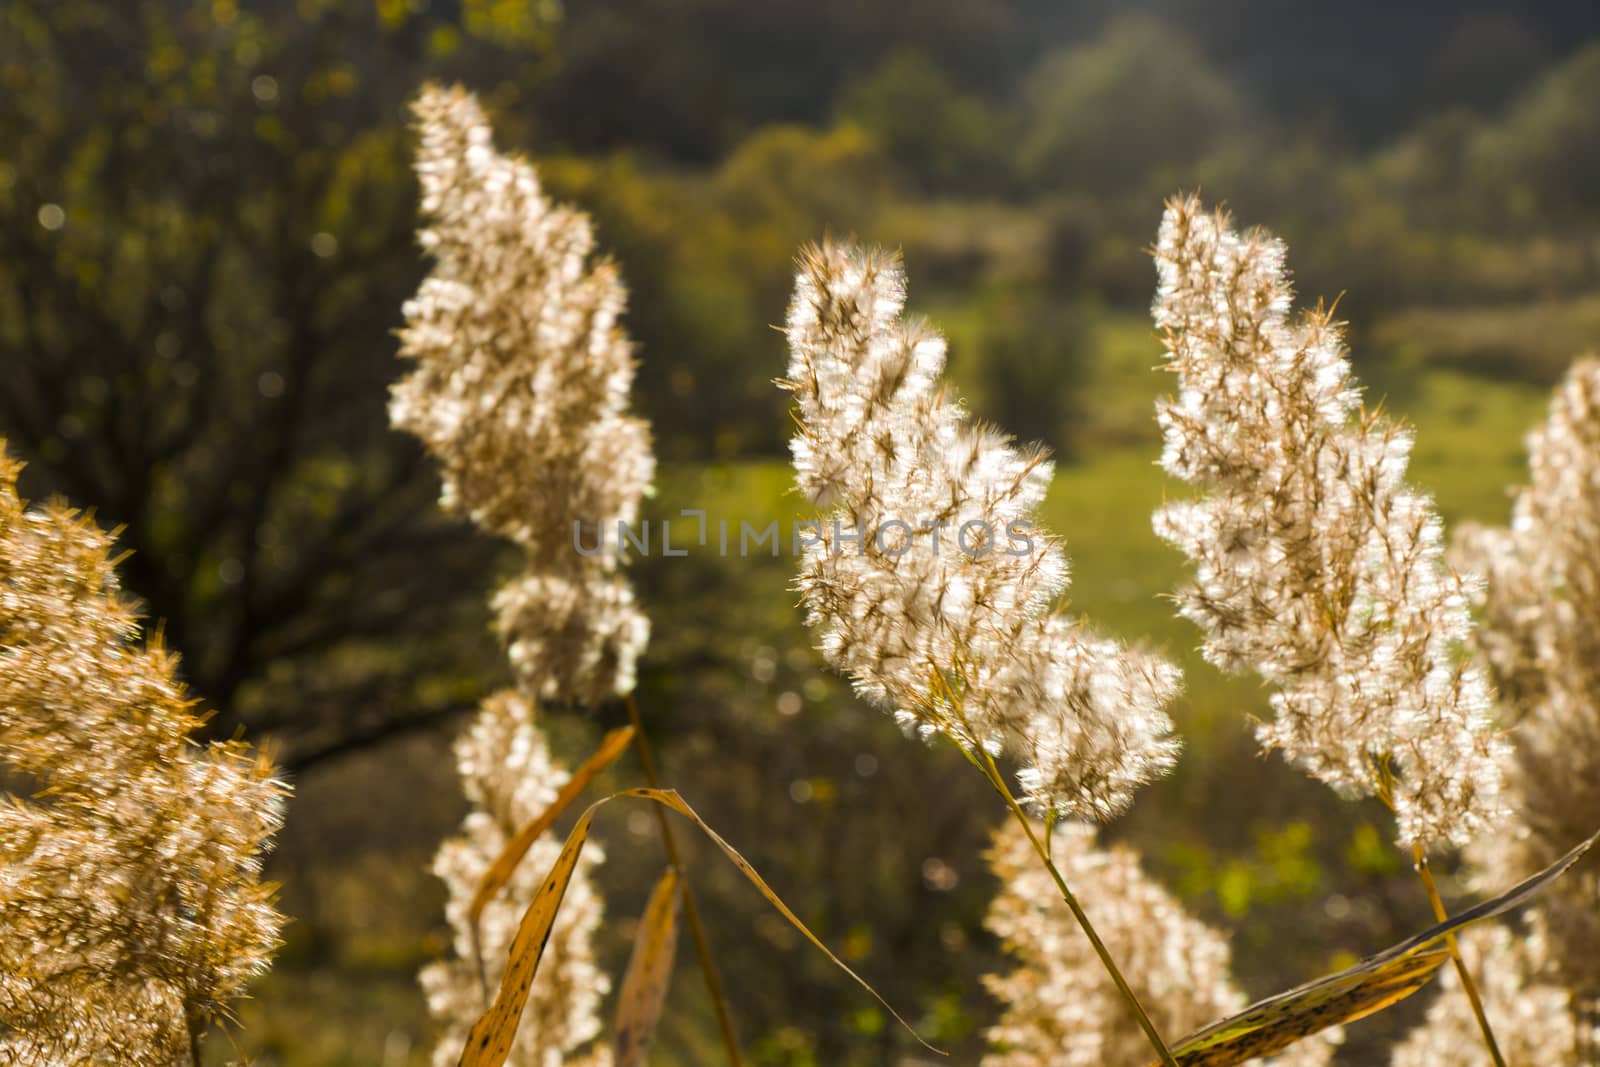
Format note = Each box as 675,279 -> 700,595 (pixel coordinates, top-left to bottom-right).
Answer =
419,692 -> 613,1067
1452,357 -> 1600,1053
397,85 -> 657,1066
394,82 -> 653,707
983,821 -> 1339,1067
781,243 -> 1181,820
0,442 -> 286,1065
1150,195 -> 1507,853
1389,924 -> 1580,1067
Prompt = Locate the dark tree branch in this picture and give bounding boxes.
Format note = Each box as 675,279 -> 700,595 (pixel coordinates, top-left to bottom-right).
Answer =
278,702 -> 469,776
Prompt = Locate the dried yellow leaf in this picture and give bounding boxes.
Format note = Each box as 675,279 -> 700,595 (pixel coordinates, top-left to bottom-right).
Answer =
613,867 -> 683,1067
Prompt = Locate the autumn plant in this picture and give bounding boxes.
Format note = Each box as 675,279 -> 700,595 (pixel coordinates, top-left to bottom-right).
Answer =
774,208 -> 1599,1066
1147,195 -> 1521,1060
1402,356 -> 1600,1063
779,241 -> 1187,1062
0,443 -> 286,1065
982,820 -> 1339,1067
394,84 -> 667,1066
385,164 -> 1599,1066
394,86 -> 928,1067
12,75 -> 1600,1067
1136,198 -> 1600,1066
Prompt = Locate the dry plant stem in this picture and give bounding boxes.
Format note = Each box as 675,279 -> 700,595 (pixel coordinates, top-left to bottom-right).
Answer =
977,746 -> 1180,1067
624,693 -> 745,1067
1410,843 -> 1508,1067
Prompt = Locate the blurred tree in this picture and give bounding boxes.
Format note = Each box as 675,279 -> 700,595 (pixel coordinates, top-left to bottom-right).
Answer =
527,0 -> 1043,163
837,49 -> 1011,195
1474,41 -> 1600,226
540,124 -> 904,460
0,0 -> 562,770
1153,0 -> 1600,147
1017,16 -> 1248,196
1417,13 -> 1547,120
972,289 -> 1089,460
715,122 -> 898,241
534,155 -> 784,460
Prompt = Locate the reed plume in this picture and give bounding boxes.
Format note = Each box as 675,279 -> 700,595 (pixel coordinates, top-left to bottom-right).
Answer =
1150,194 -> 1506,854
0,442 -> 286,1065
983,820 -> 1338,1067
1150,194 -> 1516,1062
1449,357 -> 1600,1057
420,691 -> 614,1067
781,242 -> 1181,821
1388,924 -> 1579,1066
781,241 -> 1183,1064
397,84 -> 656,1066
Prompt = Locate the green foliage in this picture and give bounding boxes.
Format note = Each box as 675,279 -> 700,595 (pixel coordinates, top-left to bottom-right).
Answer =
969,288 -> 1090,459
715,122 -> 900,241
1018,16 -> 1247,195
1347,825 -> 1403,879
1476,42 -> 1600,220
837,49 -> 1010,194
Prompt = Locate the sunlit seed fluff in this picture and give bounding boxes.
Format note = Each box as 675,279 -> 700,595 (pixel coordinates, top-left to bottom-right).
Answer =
395,85 -> 651,700
1389,924 -> 1580,1067
0,443 -> 286,1066
394,85 -> 653,705
397,86 -> 650,1066
419,692 -> 613,1067
394,85 -> 653,570
982,820 -> 1338,1067
493,570 -> 650,710
1150,195 -> 1507,852
1452,357 -> 1600,1047
781,243 -> 1180,821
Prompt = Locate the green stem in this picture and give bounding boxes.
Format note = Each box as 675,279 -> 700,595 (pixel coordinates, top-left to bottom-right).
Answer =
186,1007 -> 205,1067
1411,843 -> 1507,1067
977,747 -> 1179,1067
625,694 -> 745,1067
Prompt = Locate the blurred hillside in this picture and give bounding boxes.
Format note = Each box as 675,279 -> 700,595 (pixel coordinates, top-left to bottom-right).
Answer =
1,1 -> 1598,1064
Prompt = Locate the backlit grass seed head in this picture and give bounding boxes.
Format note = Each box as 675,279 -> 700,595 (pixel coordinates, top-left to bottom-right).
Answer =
1453,357 -> 1600,1042
0,443 -> 286,1065
398,86 -> 643,1067
395,86 -> 653,571
982,820 -> 1337,1067
396,84 -> 652,706
782,243 -> 1180,821
493,570 -> 650,709
1151,195 -> 1506,852
419,691 -> 612,1067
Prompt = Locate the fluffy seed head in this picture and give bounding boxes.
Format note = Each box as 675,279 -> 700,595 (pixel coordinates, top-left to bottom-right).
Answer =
394,84 -> 653,705
1389,924 -> 1581,1067
397,86 -> 651,1066
419,692 -> 613,1067
982,820 -> 1338,1067
782,243 -> 1181,820
1453,357 -> 1600,1042
395,85 -> 653,567
0,443 -> 286,1064
1151,195 -> 1507,851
